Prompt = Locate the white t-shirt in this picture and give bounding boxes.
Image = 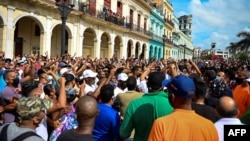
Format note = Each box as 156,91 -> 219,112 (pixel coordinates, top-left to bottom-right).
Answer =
139,80 -> 148,93
114,87 -> 127,98
84,84 -> 98,95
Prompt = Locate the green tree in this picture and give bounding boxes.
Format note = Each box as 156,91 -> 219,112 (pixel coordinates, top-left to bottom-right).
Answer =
237,31 -> 250,51
235,53 -> 249,61
226,42 -> 238,55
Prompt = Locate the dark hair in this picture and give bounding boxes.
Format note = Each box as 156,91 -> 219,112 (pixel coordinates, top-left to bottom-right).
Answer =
204,70 -> 216,81
216,98 -> 238,118
64,73 -> 75,85
116,68 -> 124,75
193,78 -> 207,99
147,72 -> 165,91
132,66 -> 141,73
21,80 -> 39,97
100,84 -> 114,103
126,76 -> 137,90
3,70 -> 14,80
43,84 -> 53,95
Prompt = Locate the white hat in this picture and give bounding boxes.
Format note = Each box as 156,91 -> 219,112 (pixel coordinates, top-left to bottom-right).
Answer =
83,69 -> 97,78
246,78 -> 250,82
117,73 -> 128,81
60,68 -> 68,76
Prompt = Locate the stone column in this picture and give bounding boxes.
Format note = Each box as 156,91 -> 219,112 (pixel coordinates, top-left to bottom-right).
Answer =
119,43 -> 123,59
108,41 -> 113,59
78,35 -> 83,57
68,23 -> 78,56
144,45 -> 149,59
131,45 -> 135,57
93,38 -> 100,59
155,47 -> 159,60
5,5 -> 16,58
0,24 -> 7,52
138,46 -> 142,57
40,16 -> 52,58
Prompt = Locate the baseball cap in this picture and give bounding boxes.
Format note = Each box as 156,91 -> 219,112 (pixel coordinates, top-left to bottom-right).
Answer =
59,61 -> 71,68
17,97 -> 52,120
82,69 -> 97,78
117,73 -> 128,81
60,68 -> 68,76
66,88 -> 77,95
162,74 -> 196,99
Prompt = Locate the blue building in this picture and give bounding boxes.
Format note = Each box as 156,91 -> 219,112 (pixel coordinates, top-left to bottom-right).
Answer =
149,6 -> 164,60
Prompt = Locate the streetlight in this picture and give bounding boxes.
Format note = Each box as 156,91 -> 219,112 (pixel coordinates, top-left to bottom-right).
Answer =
55,0 -> 75,56
183,44 -> 186,59
162,34 -> 167,59
210,42 -> 216,55
192,48 -> 195,60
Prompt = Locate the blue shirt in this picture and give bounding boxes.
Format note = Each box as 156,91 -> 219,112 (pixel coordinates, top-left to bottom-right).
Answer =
0,69 -> 6,96
93,103 -> 121,141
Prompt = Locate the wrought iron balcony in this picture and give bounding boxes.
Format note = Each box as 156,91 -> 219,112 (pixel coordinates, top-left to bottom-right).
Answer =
126,23 -> 152,36
165,38 -> 173,45
164,18 -> 174,27
81,8 -> 152,36
152,33 -> 163,42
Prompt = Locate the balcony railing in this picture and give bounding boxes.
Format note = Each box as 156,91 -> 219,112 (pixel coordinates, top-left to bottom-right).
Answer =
152,34 -> 163,42
164,18 -> 174,27
81,8 -> 152,36
127,23 -> 152,36
165,38 -> 173,45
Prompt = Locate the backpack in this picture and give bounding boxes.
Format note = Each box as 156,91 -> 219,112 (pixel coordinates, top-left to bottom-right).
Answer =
0,124 -> 41,141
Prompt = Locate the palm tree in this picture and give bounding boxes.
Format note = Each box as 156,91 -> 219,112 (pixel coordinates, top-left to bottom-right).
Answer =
236,31 -> 250,52
226,42 -> 238,55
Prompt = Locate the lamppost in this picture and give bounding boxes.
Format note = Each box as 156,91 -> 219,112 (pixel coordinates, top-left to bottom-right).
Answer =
210,42 -> 216,55
192,48 -> 195,60
183,44 -> 186,59
162,34 -> 167,59
55,0 -> 75,56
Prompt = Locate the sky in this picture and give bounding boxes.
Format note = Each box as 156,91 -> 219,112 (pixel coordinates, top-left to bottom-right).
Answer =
170,0 -> 250,50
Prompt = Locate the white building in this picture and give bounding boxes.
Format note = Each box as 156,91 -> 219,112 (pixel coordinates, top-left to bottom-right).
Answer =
214,50 -> 229,59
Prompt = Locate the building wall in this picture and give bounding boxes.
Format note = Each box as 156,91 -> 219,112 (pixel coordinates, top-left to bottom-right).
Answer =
163,0 -> 174,59
214,50 -> 229,59
0,0 -> 152,59
149,8 -> 164,60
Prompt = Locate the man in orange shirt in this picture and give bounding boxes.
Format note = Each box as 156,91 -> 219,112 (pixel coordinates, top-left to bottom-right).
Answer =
148,75 -> 218,141
233,71 -> 250,117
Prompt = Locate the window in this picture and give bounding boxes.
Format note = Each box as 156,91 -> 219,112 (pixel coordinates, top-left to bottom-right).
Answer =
144,18 -> 147,30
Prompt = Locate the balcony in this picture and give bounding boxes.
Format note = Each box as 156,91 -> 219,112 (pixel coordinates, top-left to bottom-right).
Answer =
164,18 -> 174,27
152,33 -> 163,42
127,23 -> 152,36
81,8 -> 152,37
165,38 -> 173,45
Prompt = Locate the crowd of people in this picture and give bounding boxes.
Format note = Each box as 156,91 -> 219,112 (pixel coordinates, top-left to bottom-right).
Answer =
0,51 -> 249,141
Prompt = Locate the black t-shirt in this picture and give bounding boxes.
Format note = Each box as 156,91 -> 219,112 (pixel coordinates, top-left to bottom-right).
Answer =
57,129 -> 94,141
191,102 -> 218,123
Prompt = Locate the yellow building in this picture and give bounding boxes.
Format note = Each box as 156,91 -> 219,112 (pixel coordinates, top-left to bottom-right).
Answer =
162,0 -> 174,59
0,0 -> 152,59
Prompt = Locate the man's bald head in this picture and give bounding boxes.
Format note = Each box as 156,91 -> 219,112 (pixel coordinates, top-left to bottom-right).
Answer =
216,96 -> 238,118
75,96 -> 98,121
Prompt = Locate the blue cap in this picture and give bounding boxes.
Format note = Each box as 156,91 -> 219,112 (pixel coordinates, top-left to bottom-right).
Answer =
162,75 -> 196,99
